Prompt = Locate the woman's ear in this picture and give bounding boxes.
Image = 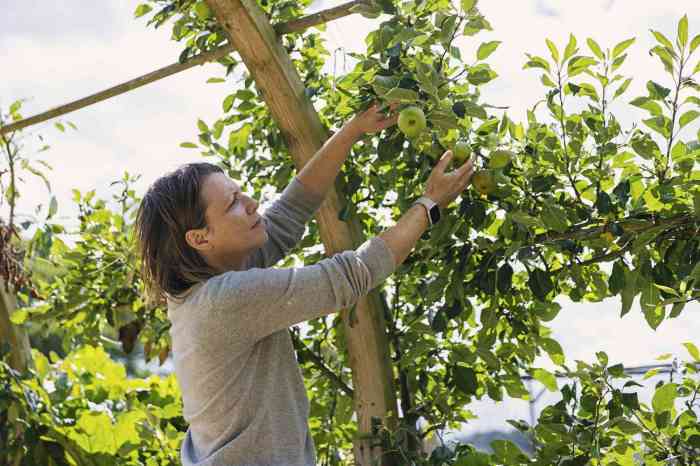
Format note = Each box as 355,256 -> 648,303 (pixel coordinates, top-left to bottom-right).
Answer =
185,228 -> 210,251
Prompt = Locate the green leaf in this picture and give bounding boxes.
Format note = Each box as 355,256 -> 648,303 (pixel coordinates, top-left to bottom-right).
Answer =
642,116 -> 671,139
540,203 -> 568,233
563,34 -> 578,62
461,0 -> 477,11
467,64 -> 498,85
683,342 -> 700,362
222,94 -> 234,112
587,37 -> 605,59
455,451 -> 491,466
545,38 -> 560,63
621,268 -> 638,317
48,195 -> 58,219
680,110 -> 700,128
612,37 -> 635,58
540,337 -> 565,366
695,61 -> 700,75
615,419 -> 642,434
193,1 -> 213,20
609,261 -> 626,295
622,391 -> 640,410
611,52 -> 629,72
73,412 -> 119,454
567,56 -> 597,77
651,30 -> 674,50
236,89 -> 256,101
532,368 -> 558,391
9,100 -> 22,114
541,73 -> 557,88
652,383 -> 678,414
383,87 -> 419,102
453,365 -> 478,396
630,133 -> 661,159
491,439 -> 526,463
629,96 -> 663,116
653,283 -> 679,297
55,122 -> 65,132
640,279 -> 664,329
477,41 -> 501,60
678,15 -> 688,49
197,119 -> 209,133
509,211 -> 540,228
9,309 -> 28,325
532,302 -> 561,321
612,78 -> 633,100
523,54 -> 551,73
643,190 -> 664,212
691,34 -> 700,53
460,100 -> 488,120
671,140 -> 688,162
646,80 -> 672,100
651,46 -> 676,73
428,110 -> 459,129
206,77 -> 225,83
497,264 -> 513,294
180,142 -> 198,148
134,4 -> 153,18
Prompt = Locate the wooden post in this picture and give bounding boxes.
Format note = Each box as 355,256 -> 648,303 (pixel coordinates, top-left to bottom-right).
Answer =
204,1 -> 399,464
0,281 -> 33,373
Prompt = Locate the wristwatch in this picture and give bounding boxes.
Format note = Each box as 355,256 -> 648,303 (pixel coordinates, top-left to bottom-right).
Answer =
413,196 -> 441,226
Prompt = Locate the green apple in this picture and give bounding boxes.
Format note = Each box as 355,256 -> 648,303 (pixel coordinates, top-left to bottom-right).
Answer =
489,150 -> 514,169
453,141 -> 471,164
194,1 -> 213,20
472,169 -> 497,195
397,106 -> 426,138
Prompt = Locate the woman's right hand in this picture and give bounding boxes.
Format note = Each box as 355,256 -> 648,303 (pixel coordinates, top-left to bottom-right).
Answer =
423,150 -> 475,209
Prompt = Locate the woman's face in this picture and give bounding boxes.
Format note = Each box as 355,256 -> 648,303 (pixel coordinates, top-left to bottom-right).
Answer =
186,172 -> 268,271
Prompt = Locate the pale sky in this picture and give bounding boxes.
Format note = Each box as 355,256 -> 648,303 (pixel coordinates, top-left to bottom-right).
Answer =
2,0 -> 699,439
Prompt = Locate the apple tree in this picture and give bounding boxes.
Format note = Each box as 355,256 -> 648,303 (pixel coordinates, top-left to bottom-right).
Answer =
1,0 -> 699,465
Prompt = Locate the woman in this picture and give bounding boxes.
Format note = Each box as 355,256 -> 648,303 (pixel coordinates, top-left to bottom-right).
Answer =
135,104 -> 474,466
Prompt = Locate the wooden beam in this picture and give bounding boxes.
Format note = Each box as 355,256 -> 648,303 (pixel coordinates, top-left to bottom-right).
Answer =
204,1 -> 399,465
0,0 -> 366,136
274,0 -> 368,34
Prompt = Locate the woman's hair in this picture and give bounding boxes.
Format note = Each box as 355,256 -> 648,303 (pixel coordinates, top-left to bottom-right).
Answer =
135,162 -> 224,304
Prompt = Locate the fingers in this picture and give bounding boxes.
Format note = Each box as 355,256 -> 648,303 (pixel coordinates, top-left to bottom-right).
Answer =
458,164 -> 474,186
456,157 -> 474,177
435,151 -> 454,173
378,113 -> 399,129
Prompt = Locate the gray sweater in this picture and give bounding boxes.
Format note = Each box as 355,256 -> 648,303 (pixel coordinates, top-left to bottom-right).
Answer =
167,177 -> 396,466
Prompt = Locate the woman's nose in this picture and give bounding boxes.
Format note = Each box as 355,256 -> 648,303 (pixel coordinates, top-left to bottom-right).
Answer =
247,197 -> 259,214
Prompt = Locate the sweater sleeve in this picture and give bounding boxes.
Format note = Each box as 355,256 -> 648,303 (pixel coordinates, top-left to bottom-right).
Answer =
202,236 -> 396,344
245,177 -> 324,269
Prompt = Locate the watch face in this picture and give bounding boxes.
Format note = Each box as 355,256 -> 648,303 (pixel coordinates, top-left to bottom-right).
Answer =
429,205 -> 441,224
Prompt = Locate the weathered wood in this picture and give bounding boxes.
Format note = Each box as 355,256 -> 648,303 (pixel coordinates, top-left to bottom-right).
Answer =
0,281 -> 30,466
0,0 -> 365,136
0,281 -> 33,373
204,0 -> 399,464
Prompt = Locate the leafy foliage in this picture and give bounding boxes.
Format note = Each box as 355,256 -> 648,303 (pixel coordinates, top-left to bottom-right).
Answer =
0,345 -> 184,465
2,1 -> 699,465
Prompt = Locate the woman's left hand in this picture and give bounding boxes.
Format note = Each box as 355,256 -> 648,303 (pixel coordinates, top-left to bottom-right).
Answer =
346,101 -> 400,136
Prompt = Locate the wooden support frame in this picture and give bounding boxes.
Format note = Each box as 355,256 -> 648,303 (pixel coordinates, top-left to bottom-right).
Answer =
203,1 -> 399,465
0,0 -> 368,136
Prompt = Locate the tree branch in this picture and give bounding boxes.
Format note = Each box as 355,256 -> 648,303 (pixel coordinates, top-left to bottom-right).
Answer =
290,330 -> 354,398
